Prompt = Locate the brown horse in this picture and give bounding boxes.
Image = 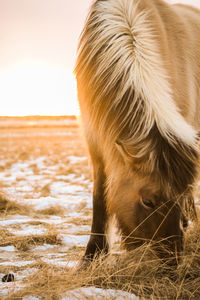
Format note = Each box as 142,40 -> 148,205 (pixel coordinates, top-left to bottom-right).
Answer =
75,0 -> 200,262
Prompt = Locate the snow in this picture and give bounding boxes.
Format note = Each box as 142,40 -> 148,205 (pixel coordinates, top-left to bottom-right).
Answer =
50,181 -> 85,195
0,260 -> 34,267
23,297 -> 41,300
0,216 -> 35,226
0,281 -> 16,296
24,196 -> 66,210
0,246 -> 15,252
0,118 -> 143,298
42,258 -> 78,268
68,156 -> 87,164
9,226 -> 47,236
62,287 -> 139,300
62,234 -> 89,247
32,244 -> 56,251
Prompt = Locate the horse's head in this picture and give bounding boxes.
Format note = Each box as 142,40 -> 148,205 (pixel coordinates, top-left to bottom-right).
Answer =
109,174 -> 184,261
107,141 -> 188,262
107,123 -> 198,262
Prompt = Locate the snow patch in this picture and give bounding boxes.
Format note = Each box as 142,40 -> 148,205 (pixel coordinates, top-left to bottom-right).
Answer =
0,260 -> 34,267
50,181 -> 85,195
62,234 -> 89,247
0,245 -> 15,252
0,216 -> 35,226
68,156 -> 87,164
62,287 -> 139,300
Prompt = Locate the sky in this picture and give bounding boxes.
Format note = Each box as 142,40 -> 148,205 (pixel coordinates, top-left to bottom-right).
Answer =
0,0 -> 91,115
0,0 -> 199,116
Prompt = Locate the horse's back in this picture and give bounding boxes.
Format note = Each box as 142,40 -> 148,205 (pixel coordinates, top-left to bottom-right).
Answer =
148,1 -> 200,131
171,4 -> 200,129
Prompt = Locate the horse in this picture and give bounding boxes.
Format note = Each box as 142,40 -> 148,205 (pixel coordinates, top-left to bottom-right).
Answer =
75,0 -> 200,263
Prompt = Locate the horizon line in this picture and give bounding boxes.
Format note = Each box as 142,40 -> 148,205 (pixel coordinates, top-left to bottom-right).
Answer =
0,114 -> 78,118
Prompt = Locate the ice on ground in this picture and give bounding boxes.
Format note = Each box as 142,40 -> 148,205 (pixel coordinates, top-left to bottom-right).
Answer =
23,196 -> 67,210
42,257 -> 77,268
65,260 -> 78,268
62,287 -> 139,300
0,216 -> 35,226
16,268 -> 38,284
0,246 -> 15,252
11,162 -> 33,172
8,162 -> 34,179
0,260 -> 34,267
23,196 -> 91,211
23,296 -> 41,300
0,280 -> 15,296
32,244 -> 57,251
50,181 -> 85,195
62,234 -> 89,247
62,174 -> 88,184
0,281 -> 30,297
9,225 -> 47,236
16,185 -> 34,192
68,156 -> 87,164
67,224 -> 90,233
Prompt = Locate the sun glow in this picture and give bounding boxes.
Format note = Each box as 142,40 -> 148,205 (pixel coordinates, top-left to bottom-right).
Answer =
0,60 -> 79,116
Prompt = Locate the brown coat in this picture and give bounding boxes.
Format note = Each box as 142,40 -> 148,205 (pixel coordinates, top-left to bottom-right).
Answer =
75,0 -> 200,261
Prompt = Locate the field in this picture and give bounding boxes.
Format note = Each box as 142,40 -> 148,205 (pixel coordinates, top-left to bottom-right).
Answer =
0,116 -> 200,299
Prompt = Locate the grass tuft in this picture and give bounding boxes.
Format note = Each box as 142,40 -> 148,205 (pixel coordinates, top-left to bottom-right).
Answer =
37,205 -> 65,216
0,192 -> 31,216
0,227 -> 62,251
3,220 -> 200,299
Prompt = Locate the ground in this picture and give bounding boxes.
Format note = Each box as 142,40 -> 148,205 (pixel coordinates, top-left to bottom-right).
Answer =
0,116 -> 200,300
0,116 -> 96,297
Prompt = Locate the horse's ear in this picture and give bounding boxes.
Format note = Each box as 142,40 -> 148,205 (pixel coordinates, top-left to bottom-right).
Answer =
115,141 -> 134,163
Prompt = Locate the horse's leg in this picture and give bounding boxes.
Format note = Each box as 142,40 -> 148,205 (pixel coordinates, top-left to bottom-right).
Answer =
83,149 -> 109,262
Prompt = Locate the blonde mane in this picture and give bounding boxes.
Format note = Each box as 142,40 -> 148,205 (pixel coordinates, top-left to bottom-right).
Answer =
76,0 -> 199,149
75,0 -> 200,261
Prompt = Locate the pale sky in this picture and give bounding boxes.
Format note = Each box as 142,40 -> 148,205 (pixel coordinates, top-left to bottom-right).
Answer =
0,0 -> 91,70
0,0 -> 199,116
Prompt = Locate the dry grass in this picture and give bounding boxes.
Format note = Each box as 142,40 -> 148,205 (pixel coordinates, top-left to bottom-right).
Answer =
0,193 -> 66,218
37,205 -> 66,216
2,220 -> 200,299
0,226 -> 62,251
0,193 -> 31,216
1,117 -> 200,299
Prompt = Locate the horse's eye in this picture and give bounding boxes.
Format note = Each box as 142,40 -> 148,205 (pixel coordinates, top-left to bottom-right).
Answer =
140,198 -> 155,210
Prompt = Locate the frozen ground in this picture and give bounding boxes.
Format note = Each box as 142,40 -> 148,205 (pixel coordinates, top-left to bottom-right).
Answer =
0,116 -> 137,299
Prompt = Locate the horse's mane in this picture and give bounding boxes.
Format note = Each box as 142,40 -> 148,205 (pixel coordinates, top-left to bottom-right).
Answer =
75,0 -> 199,198
76,0 -> 197,145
